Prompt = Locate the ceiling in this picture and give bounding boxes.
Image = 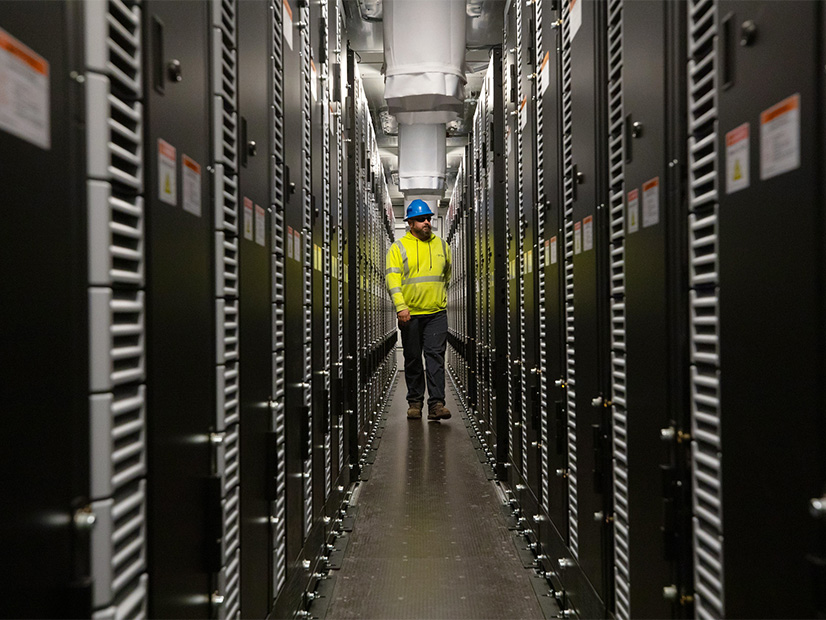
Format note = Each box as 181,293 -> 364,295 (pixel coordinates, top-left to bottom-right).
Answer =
342,0 -> 505,219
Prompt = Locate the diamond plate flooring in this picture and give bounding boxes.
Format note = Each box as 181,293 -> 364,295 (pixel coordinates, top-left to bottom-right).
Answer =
326,352 -> 544,619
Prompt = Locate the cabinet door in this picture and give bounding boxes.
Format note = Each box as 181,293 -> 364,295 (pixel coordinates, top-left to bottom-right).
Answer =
143,1 -> 213,617
708,1 -> 823,617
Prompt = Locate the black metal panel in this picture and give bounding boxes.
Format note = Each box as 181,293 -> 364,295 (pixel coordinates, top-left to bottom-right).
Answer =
568,0 -> 611,607
715,2 -> 822,616
536,0 -> 569,550
281,0 -> 306,573
309,0 -> 327,524
142,2 -> 213,616
620,1 -> 683,616
504,2 -> 523,486
0,3 -> 90,615
519,0 -> 542,509
237,1 -> 273,615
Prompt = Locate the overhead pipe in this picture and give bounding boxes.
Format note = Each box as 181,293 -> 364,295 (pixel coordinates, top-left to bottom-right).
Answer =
398,123 -> 446,194
382,0 -> 467,122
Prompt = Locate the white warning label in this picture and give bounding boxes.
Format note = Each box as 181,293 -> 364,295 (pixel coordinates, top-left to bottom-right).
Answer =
725,123 -> 750,194
627,188 -> 639,233
255,204 -> 266,246
0,28 -> 50,150
550,236 -> 558,264
642,177 -> 660,228
311,60 -> 318,102
583,215 -> 594,251
760,93 -> 800,180
519,97 -> 528,132
182,155 -> 202,216
243,197 -> 254,241
287,226 -> 294,259
539,51 -> 551,98
570,0 -> 583,42
158,139 -> 177,206
283,0 -> 294,50
574,221 -> 582,255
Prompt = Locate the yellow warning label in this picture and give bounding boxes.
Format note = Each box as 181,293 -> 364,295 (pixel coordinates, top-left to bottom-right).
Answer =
733,160 -> 742,181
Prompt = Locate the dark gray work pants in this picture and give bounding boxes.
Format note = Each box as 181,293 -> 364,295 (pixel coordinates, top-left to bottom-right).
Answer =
400,310 -> 447,407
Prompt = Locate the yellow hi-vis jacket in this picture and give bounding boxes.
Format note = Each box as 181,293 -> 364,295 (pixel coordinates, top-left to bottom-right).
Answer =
385,232 -> 452,315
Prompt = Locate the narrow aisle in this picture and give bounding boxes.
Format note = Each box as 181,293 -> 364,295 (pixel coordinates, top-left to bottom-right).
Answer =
327,353 -> 544,619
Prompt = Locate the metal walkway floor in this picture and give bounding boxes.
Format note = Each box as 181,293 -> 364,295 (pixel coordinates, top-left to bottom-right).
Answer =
326,353 -> 545,619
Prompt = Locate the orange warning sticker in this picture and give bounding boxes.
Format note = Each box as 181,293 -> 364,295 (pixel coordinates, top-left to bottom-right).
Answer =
760,93 -> 800,180
583,215 -> 593,251
540,51 -> 551,98
2,29 -> 53,151
182,154 -> 202,217
244,197 -> 254,241
627,188 -> 639,233
158,139 -> 177,206
283,0 -> 294,50
642,177 -> 660,228
570,0 -> 583,42
725,123 -> 750,194
574,221 -> 582,255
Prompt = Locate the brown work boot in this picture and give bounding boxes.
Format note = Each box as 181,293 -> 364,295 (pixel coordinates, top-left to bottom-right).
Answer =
407,401 -> 423,419
427,401 -> 451,421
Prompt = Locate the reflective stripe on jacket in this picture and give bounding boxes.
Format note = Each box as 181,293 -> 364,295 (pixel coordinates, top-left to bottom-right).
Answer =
385,232 -> 452,315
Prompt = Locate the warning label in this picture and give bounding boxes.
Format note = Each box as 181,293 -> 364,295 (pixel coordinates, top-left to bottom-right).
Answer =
570,0 -> 583,43
243,197 -> 254,241
642,177 -> 660,228
255,204 -> 266,246
550,236 -> 558,265
520,97 -> 528,132
627,189 -> 639,234
283,0 -> 294,50
182,155 -> 202,216
0,28 -> 50,150
583,215 -> 593,251
725,123 -> 750,194
539,52 -> 551,99
760,93 -> 800,180
574,221 -> 582,255
158,139 -> 177,206
311,60 -> 318,102
287,225 -> 294,259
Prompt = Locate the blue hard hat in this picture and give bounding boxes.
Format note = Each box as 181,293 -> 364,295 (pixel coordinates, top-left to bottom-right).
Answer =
404,199 -> 436,221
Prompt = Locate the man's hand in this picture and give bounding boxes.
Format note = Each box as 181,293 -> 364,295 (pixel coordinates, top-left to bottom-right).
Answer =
397,309 -> 411,326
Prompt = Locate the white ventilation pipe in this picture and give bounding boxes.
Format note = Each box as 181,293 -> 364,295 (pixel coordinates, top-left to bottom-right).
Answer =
398,123 -> 446,193
383,0 -> 466,121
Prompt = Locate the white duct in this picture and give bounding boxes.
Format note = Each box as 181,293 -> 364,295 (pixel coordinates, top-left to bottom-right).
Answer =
383,0 -> 467,120
398,123 -> 446,193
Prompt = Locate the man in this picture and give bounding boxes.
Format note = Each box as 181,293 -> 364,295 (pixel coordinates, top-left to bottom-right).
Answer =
386,199 -> 452,421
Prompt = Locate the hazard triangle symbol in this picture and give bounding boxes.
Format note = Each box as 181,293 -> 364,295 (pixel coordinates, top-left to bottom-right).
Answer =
164,175 -> 172,195
734,160 -> 743,181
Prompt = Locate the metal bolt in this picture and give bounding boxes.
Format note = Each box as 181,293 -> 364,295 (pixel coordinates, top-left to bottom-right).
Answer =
663,585 -> 678,601
591,396 -> 603,408
211,591 -> 225,605
302,560 -> 311,569
74,506 -> 96,529
632,121 -> 644,138
810,495 -> 826,518
210,432 -> 226,445
167,59 -> 183,82
558,557 -> 575,569
69,71 -> 86,83
661,427 -> 676,442
594,511 -> 604,522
